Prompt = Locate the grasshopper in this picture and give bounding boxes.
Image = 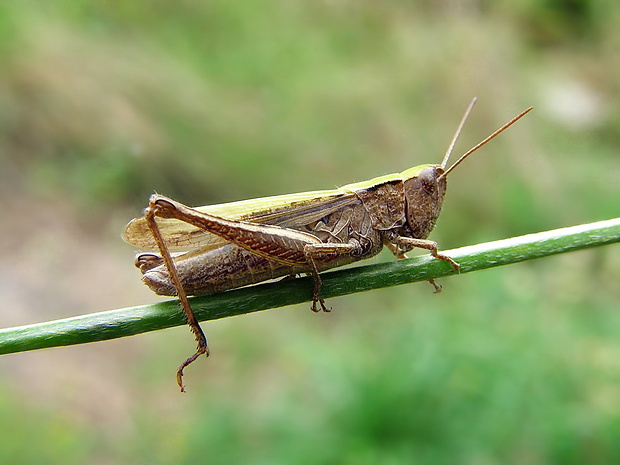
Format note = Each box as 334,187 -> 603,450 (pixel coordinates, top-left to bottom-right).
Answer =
123,99 -> 532,391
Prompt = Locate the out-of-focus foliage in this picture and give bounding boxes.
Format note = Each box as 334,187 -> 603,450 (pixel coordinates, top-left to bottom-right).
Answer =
0,1 -> 619,464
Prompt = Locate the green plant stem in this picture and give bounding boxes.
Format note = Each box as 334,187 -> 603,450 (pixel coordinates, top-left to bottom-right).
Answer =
1,218 -> 619,355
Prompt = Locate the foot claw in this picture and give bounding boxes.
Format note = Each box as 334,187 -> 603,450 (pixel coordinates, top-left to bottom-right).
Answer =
176,344 -> 209,393
428,279 -> 442,293
311,299 -> 331,313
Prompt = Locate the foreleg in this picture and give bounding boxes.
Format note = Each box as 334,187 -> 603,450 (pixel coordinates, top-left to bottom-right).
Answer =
387,235 -> 460,294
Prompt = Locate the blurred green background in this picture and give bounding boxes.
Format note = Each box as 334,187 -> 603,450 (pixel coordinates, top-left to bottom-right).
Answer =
1,1 -> 619,463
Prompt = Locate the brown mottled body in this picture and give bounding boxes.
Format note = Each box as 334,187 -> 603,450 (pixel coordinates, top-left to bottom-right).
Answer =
123,100 -> 532,391
142,209 -> 382,297
137,167 -> 451,301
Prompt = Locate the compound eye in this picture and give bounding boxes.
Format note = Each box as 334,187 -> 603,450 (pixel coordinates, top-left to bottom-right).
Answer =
418,167 -> 437,194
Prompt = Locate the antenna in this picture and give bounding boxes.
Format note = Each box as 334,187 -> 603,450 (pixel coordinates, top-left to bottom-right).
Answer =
438,105 -> 533,181
441,97 -> 478,169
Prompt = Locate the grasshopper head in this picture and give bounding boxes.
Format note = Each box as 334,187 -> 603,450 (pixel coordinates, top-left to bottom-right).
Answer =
402,164 -> 447,239
399,101 -> 533,239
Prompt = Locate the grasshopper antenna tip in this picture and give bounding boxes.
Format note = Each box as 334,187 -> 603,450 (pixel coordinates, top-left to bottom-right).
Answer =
439,105 -> 533,181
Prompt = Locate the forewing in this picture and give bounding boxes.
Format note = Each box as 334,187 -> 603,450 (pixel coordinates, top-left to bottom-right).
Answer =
122,188 -> 357,251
